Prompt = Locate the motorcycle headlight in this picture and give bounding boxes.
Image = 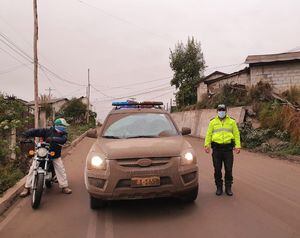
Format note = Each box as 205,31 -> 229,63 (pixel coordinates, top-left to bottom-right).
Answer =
91,155 -> 106,170
37,147 -> 48,157
181,151 -> 196,165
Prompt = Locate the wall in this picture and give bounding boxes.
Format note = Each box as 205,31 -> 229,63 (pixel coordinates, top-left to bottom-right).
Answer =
171,107 -> 245,138
52,99 -> 68,113
250,61 -> 300,92
197,82 -> 207,102
197,72 -> 226,102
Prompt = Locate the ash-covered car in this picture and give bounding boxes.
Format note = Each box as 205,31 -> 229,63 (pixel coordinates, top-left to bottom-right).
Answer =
85,101 -> 198,209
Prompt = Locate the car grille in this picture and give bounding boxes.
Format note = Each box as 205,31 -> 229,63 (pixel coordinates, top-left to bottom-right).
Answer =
116,157 -> 172,168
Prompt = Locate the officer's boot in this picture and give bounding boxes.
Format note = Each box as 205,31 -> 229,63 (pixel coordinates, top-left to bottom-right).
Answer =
225,185 -> 233,196
216,185 -> 223,196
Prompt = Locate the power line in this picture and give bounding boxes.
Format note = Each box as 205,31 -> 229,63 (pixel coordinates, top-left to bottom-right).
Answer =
39,64 -> 87,87
205,62 -> 245,71
94,85 -> 173,103
93,81 -> 171,101
76,0 -> 170,41
0,30 -> 87,87
148,89 -> 174,100
0,32 -> 33,63
92,76 -> 172,91
0,46 -> 33,71
91,84 -> 113,98
0,63 -> 30,75
0,14 -> 81,87
40,66 -> 64,97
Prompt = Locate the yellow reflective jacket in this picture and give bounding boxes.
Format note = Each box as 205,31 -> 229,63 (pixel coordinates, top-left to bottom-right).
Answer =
204,115 -> 241,148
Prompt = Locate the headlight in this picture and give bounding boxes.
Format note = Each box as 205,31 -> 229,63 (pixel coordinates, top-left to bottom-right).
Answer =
37,147 -> 48,157
181,151 -> 195,165
91,155 -> 106,169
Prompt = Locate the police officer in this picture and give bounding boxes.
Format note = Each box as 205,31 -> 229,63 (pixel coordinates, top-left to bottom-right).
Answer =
204,104 -> 241,196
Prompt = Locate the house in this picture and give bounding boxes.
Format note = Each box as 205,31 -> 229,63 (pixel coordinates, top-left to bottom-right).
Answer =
27,98 -> 69,124
197,51 -> 300,101
245,51 -> 300,91
197,68 -> 250,99
79,96 -> 92,110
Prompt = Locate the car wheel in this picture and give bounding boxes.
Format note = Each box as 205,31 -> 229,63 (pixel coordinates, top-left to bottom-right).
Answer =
90,195 -> 106,209
180,185 -> 198,203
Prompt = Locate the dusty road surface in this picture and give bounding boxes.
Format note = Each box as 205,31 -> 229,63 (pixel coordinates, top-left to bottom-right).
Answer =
0,136 -> 300,238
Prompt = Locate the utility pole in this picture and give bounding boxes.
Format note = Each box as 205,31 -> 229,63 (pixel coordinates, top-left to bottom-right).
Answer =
33,0 -> 39,128
87,68 -> 90,123
45,87 -> 55,99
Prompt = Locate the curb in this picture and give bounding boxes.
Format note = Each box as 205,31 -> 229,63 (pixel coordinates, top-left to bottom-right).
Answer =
0,128 -> 92,216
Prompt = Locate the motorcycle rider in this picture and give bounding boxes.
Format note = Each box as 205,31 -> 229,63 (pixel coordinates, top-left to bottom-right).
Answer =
20,118 -> 72,197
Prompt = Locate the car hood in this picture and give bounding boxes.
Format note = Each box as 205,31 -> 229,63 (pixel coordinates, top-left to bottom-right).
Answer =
93,136 -> 192,159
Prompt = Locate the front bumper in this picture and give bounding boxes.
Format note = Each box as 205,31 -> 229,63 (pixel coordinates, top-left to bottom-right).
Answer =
85,157 -> 198,200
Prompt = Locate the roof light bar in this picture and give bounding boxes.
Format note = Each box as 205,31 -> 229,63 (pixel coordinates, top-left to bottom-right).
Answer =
112,101 -> 163,109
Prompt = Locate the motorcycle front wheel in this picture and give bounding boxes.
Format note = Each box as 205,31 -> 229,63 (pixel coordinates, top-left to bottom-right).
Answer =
31,173 -> 44,209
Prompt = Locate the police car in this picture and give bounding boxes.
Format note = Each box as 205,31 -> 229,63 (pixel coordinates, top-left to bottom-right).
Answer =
85,101 -> 198,209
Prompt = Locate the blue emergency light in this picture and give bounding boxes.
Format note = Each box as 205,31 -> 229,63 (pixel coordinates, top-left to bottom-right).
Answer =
112,101 -> 163,109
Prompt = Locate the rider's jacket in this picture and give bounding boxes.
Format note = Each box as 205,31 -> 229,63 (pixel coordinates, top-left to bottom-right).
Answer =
23,127 -> 67,159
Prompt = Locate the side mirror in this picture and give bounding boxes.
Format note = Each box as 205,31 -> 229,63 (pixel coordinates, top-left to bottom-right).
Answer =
87,128 -> 98,138
181,127 -> 191,135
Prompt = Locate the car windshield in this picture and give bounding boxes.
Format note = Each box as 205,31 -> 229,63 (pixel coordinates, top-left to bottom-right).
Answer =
102,113 -> 179,139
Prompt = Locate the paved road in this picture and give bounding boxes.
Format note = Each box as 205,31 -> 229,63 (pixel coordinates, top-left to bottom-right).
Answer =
0,136 -> 300,238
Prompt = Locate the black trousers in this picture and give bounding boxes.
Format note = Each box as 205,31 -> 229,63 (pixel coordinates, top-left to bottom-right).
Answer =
212,149 -> 234,187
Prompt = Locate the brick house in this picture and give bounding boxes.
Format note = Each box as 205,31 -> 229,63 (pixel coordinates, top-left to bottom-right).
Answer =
197,51 -> 300,101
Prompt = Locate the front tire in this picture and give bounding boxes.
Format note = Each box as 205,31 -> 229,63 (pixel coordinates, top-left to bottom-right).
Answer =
180,185 -> 198,203
45,180 -> 52,188
31,173 -> 44,209
90,196 -> 106,209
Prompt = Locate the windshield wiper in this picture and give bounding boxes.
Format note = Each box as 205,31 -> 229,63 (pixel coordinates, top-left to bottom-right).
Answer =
102,135 -> 121,139
126,135 -> 158,139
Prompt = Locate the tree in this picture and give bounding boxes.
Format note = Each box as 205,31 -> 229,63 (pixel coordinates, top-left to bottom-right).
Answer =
60,98 -> 87,124
169,37 -> 206,109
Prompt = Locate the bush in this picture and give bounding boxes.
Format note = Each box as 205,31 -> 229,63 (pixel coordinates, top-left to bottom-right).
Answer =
281,106 -> 300,145
281,86 -> 300,106
257,102 -> 283,130
239,122 -> 273,148
249,81 -> 274,102
0,165 -> 24,196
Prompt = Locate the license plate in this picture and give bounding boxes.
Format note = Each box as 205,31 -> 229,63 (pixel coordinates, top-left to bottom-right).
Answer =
131,176 -> 160,187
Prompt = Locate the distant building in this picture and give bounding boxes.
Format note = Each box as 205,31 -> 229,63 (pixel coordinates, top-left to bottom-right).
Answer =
27,98 -> 69,115
197,51 -> 300,101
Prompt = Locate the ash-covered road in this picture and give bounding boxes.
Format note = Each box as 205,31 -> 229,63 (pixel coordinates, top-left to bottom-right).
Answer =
1,136 -> 299,238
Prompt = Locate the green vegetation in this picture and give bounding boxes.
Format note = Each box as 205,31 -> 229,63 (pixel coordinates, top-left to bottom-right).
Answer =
169,37 -> 206,109
67,123 -> 94,142
0,165 -> 24,196
0,93 -> 33,196
58,98 -> 97,126
194,84 -> 249,110
189,82 -> 300,157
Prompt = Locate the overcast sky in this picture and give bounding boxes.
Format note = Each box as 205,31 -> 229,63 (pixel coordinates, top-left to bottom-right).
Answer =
1,0 -> 300,121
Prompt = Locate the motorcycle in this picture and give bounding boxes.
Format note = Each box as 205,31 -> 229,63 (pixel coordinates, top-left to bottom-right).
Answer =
23,140 -> 57,209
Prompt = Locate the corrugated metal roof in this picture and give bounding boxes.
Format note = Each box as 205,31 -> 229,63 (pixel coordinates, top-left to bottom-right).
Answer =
245,51 -> 300,64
